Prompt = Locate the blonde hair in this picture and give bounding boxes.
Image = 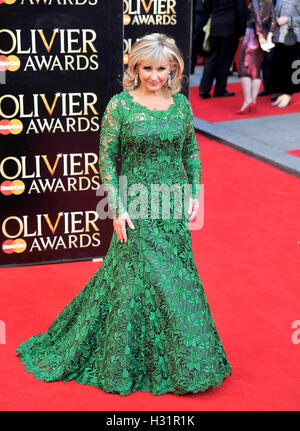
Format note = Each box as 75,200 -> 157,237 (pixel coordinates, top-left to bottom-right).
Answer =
123,33 -> 185,94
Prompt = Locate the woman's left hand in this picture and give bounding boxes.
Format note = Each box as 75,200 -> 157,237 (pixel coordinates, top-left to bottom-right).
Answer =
267,32 -> 273,43
277,16 -> 288,26
187,197 -> 199,222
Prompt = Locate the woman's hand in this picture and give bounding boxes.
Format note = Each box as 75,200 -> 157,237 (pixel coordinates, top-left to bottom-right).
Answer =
277,16 -> 288,26
267,32 -> 273,43
113,211 -> 135,243
258,34 -> 268,47
187,197 -> 199,222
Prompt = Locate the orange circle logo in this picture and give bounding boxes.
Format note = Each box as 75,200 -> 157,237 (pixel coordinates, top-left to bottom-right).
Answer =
2,238 -> 27,254
0,180 -> 25,195
0,55 -> 6,72
123,54 -> 128,65
0,119 -> 23,135
124,14 -> 131,25
0,119 -> 10,135
2,239 -> 14,254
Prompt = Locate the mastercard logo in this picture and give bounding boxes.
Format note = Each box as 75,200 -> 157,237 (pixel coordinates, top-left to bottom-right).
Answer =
0,119 -> 23,135
0,180 -> 25,195
0,55 -> 20,72
0,0 -> 17,4
124,14 -> 131,25
2,239 -> 27,254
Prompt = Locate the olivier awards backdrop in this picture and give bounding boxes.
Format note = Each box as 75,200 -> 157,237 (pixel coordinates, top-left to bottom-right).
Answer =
0,0 -> 124,266
0,0 -> 193,267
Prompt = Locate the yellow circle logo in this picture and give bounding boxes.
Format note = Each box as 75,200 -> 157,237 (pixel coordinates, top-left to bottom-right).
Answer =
12,180 -> 25,195
10,119 -> 23,135
14,238 -> 27,253
124,14 -> 131,26
7,55 -> 20,72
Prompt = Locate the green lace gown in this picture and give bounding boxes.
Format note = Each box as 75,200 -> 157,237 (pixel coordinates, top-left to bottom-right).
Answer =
16,90 -> 232,396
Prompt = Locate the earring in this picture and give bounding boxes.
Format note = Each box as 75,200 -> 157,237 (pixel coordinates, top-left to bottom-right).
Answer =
134,74 -> 139,89
168,73 -> 172,90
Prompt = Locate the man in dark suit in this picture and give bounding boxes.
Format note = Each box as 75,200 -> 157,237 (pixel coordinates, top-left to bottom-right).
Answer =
199,0 -> 247,98
191,0 -> 210,74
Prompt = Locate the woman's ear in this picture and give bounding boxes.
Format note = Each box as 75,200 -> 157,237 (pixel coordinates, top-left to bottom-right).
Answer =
170,64 -> 177,78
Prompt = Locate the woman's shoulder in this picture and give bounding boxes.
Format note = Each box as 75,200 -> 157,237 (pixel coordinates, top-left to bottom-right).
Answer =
107,90 -> 127,104
175,92 -> 193,111
175,92 -> 191,102
168,91 -> 186,109
104,91 -> 130,114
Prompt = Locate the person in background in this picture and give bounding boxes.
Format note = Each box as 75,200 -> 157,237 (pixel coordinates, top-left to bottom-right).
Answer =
199,0 -> 247,98
269,0 -> 300,107
237,0 -> 277,113
258,0 -> 278,97
257,48 -> 277,97
191,0 -> 210,74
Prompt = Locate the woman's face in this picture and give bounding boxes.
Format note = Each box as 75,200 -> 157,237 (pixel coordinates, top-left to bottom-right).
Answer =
136,56 -> 172,92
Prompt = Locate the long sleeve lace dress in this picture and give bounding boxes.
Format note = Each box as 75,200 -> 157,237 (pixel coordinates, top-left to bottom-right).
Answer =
16,90 -> 232,396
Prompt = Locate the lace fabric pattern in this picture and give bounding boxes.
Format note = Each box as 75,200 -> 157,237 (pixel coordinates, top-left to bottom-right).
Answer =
16,90 -> 232,396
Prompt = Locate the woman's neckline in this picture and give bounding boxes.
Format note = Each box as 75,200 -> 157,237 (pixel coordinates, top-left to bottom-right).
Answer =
124,89 -> 177,113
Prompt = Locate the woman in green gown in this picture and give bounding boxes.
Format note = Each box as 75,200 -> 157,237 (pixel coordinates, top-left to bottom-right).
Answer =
16,33 -> 232,396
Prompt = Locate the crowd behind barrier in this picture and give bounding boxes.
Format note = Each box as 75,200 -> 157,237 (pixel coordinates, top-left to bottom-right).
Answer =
191,0 -> 300,112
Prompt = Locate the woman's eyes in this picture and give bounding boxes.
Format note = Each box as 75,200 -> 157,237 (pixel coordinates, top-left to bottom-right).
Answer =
143,67 -> 166,70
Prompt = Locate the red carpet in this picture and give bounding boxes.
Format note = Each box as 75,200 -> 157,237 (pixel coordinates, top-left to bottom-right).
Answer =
190,82 -> 300,122
287,149 -> 300,158
1,134 -> 300,411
